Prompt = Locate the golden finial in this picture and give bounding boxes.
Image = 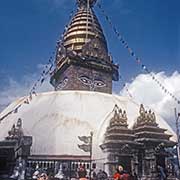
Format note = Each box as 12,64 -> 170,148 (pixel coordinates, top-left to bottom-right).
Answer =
77,0 -> 97,8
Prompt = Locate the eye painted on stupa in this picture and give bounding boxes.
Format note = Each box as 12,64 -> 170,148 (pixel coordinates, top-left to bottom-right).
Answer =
78,75 -> 106,88
56,77 -> 68,90
78,76 -> 92,86
94,80 -> 106,87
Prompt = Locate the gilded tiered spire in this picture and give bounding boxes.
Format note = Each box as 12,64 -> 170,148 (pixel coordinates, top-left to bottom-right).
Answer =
60,0 -> 108,62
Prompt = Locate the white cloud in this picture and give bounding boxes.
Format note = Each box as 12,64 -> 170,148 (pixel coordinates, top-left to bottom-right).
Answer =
120,71 -> 180,130
0,65 -> 53,112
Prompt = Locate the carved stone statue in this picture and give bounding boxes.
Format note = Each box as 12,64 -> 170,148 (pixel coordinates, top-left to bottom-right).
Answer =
137,104 -> 157,126
6,118 -> 24,140
122,110 -> 127,119
139,104 -> 145,117
152,112 -> 156,123
109,105 -> 128,127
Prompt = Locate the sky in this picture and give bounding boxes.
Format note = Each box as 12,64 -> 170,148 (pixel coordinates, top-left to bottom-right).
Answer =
0,0 -> 180,129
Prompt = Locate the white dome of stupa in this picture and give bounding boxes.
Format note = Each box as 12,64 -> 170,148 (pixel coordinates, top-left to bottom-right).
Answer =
0,91 -> 176,159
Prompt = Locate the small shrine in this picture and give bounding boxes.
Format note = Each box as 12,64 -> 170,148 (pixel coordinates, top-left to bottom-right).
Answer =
133,104 -> 176,180
0,119 -> 32,179
100,105 -> 139,176
101,104 -> 176,180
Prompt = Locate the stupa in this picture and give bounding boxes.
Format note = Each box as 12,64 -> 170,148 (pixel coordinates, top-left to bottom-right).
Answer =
0,0 -> 177,179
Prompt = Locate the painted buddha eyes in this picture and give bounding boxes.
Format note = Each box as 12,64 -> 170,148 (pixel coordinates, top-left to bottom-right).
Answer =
79,76 -> 92,86
78,75 -> 106,89
55,75 -> 106,90
93,80 -> 106,87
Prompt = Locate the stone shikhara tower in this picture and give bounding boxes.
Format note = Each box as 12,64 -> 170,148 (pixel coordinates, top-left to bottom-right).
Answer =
50,0 -> 119,94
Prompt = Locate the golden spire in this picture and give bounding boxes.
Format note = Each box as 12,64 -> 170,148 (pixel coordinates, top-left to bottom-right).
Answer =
58,0 -> 109,62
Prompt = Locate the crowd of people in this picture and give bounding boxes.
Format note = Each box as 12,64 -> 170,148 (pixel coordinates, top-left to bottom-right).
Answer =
15,163 -> 168,180
30,164 -> 134,180
31,164 -> 125,180
72,164 -> 108,180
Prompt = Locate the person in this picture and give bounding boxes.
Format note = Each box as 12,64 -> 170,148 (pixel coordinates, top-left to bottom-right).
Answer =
113,166 -> 123,180
96,169 -> 108,180
38,173 -> 48,180
113,169 -> 121,180
77,164 -> 87,180
90,168 -> 97,180
157,165 -> 167,180
122,170 -> 130,180
54,164 -> 65,180
102,170 -> 108,180
33,170 -> 40,179
113,165 -> 130,180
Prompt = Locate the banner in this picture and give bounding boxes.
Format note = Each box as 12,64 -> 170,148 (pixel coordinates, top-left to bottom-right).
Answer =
78,144 -> 91,152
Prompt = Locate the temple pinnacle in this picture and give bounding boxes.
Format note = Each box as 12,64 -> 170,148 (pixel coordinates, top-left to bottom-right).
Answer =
77,0 -> 97,8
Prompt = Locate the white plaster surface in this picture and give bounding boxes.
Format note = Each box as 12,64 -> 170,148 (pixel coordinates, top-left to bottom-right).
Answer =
0,91 -> 176,159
